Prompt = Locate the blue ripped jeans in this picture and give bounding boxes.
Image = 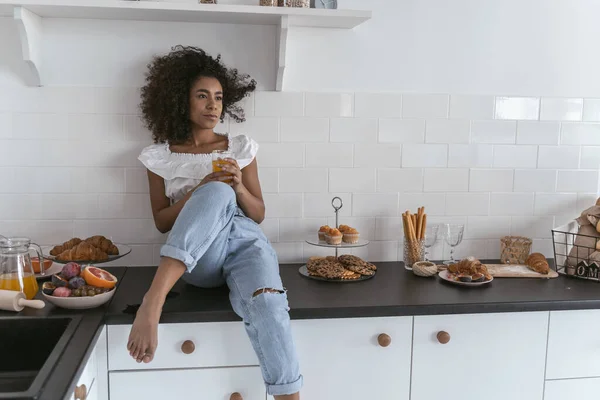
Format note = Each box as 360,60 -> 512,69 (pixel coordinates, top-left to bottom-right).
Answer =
160,182 -> 302,396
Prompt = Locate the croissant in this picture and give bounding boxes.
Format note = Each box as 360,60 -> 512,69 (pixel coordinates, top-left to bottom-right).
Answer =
85,235 -> 119,255
56,242 -> 108,262
526,253 -> 549,275
50,238 -> 83,256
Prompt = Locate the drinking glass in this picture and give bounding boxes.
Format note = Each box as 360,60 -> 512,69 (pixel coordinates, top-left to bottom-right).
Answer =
443,224 -> 464,265
423,224 -> 440,261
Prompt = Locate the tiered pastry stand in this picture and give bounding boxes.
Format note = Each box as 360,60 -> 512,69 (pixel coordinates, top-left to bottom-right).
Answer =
298,197 -> 372,282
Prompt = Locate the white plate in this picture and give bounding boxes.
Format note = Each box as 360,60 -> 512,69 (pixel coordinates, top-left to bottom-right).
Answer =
35,262 -> 62,280
438,270 -> 493,287
42,243 -> 132,265
42,288 -> 115,309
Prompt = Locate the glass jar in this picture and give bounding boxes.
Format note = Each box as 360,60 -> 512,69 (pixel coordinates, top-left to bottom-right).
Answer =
285,0 -> 309,7
260,0 -> 277,5
403,239 -> 424,270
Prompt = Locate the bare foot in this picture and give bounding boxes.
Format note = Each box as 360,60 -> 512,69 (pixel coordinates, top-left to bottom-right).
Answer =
127,298 -> 162,363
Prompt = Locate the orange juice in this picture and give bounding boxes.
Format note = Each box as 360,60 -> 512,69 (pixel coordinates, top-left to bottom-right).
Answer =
0,272 -> 39,300
212,159 -> 224,173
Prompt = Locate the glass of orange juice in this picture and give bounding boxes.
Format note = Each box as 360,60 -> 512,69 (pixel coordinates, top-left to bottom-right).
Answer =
212,150 -> 234,181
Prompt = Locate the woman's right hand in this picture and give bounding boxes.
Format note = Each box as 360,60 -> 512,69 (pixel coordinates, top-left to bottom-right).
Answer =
197,171 -> 232,188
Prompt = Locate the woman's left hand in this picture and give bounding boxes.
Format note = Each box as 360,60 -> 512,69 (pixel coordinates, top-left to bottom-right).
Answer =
220,158 -> 245,193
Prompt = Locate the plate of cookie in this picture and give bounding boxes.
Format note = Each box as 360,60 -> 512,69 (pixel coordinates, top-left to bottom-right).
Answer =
299,255 -> 377,282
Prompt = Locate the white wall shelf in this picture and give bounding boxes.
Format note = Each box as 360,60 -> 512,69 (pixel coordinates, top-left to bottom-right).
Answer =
0,1 -> 372,89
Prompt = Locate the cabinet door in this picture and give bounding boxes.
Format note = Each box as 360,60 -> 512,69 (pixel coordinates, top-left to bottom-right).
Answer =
286,317 -> 412,400
109,367 -> 265,400
545,377 -> 600,400
94,326 -> 108,400
546,310 -> 600,379
63,346 -> 97,400
411,312 -> 549,400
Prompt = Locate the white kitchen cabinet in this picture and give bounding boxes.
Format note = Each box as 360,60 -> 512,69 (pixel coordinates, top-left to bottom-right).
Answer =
288,317 -> 413,400
109,366 -> 265,400
546,310 -> 600,379
411,312 -> 549,400
545,377 -> 600,400
64,326 -> 107,400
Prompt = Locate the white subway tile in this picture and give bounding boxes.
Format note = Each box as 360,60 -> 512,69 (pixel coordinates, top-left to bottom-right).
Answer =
0,113 -> 11,138
556,170 -> 599,193
352,193 -> 398,217
401,144 -> 447,168
238,93 -> 255,118
280,117 -> 329,142
97,194 -> 152,219
577,193 -> 598,211
495,97 -> 540,120
424,169 -> 469,192
399,193 -> 446,216
580,146 -> 600,169
451,239 -> 497,260
272,242 -> 303,263
402,94 -> 449,119
41,194 -> 99,219
377,168 -> 423,192
445,193 -> 490,216
279,168 -> 328,193
0,194 -> 42,219
0,167 -> 14,192
447,144 -> 493,168
326,217 -> 376,241
68,114 -> 124,141
69,141 -> 143,167
73,219 -> 167,245
511,216 -> 554,239
254,92 -> 304,117
465,216 -> 511,239
280,218 -> 327,242
355,93 -> 402,118
471,120 -> 517,144
10,167 -> 73,193
540,98 -> 583,121
514,170 -> 557,192
13,113 -> 68,139
259,218 -> 279,242
92,87 -> 141,115
123,115 -> 150,142
531,239 -> 554,257
449,95 -> 495,120
561,123 -> 600,145
258,168 -> 279,193
330,118 -> 377,143
352,241 -> 399,262
305,93 -> 354,117
125,168 -> 149,193
583,99 -> 600,122
263,194 -> 303,218
378,119 -> 425,143
375,217 -> 403,241
304,193 -> 352,217
0,220 -> 74,246
354,144 -> 401,168
516,121 -> 560,145
305,143 -> 353,167
538,146 -> 580,169
534,193 -> 578,216
490,193 -> 534,216
256,143 -> 304,167
0,140 -> 40,166
303,243 -> 350,259
493,145 -> 538,168
469,169 -> 514,192
70,167 -> 126,193
329,168 -> 376,193
230,117 -> 279,143
425,120 -> 470,144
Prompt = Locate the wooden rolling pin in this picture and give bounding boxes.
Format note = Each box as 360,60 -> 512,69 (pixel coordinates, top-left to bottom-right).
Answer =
0,290 -> 45,312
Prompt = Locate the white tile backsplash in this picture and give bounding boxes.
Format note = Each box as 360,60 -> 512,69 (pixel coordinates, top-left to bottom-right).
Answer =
2,89 -> 597,264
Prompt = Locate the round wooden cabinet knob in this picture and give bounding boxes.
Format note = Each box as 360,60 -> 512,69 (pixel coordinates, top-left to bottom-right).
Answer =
74,384 -> 87,400
230,392 -> 243,400
377,333 -> 392,347
181,340 -> 196,354
437,331 -> 451,344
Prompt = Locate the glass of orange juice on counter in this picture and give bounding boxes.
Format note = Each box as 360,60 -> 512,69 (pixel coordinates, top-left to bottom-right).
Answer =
212,150 -> 234,181
0,237 -> 44,300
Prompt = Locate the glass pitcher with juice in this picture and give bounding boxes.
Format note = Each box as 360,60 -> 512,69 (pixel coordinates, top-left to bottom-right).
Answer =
0,237 -> 45,300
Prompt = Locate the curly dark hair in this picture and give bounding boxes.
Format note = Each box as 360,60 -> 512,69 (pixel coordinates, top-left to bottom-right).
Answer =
140,45 -> 257,144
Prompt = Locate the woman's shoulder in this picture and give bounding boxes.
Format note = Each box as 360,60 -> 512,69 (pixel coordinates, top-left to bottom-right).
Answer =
139,142 -> 169,160
230,134 -> 259,168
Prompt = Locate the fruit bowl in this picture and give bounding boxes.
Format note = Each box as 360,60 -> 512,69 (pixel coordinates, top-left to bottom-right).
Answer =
42,288 -> 115,310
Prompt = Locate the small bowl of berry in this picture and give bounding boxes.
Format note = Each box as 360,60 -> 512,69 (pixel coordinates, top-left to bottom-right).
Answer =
41,262 -> 118,309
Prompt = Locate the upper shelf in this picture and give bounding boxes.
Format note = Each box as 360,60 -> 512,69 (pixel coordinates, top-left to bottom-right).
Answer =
0,1 -> 371,28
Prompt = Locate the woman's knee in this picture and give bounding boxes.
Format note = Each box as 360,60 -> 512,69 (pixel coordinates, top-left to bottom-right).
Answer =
192,181 -> 235,202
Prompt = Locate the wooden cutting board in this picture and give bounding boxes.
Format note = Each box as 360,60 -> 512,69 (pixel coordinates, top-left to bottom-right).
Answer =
486,264 -> 559,279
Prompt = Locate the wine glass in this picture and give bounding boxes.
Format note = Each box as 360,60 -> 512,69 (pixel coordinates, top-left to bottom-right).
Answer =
423,224 -> 440,261
443,224 -> 464,265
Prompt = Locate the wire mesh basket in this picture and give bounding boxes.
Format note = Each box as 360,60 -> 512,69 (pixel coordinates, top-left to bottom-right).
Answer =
552,220 -> 600,282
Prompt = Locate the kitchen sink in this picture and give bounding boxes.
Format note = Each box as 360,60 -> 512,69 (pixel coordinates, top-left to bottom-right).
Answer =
0,316 -> 80,398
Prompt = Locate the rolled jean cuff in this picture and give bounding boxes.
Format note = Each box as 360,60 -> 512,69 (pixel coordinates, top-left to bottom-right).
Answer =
266,375 -> 303,396
160,244 -> 195,272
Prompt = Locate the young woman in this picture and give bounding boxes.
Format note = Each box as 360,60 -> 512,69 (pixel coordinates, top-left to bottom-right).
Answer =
127,46 -> 302,399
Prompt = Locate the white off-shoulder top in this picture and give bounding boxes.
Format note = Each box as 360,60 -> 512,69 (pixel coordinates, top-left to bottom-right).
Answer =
138,133 -> 259,203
